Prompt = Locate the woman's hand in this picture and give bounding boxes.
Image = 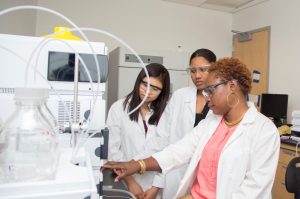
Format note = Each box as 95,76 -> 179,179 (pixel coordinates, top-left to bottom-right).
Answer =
124,176 -> 145,199
102,160 -> 140,182
180,194 -> 194,199
144,186 -> 160,199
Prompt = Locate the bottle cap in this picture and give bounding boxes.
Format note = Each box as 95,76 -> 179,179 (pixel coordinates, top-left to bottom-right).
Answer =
15,87 -> 48,103
42,26 -> 82,41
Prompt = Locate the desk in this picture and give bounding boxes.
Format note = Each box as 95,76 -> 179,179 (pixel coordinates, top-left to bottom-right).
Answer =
273,143 -> 299,199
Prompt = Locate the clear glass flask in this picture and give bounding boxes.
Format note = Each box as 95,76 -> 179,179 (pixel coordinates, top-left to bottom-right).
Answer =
0,88 -> 58,183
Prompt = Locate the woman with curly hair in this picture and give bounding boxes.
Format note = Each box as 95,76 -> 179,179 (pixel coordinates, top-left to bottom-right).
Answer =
104,57 -> 280,199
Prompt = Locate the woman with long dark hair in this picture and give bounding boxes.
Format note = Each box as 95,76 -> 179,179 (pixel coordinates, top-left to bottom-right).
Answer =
134,48 -> 217,198
106,63 -> 170,199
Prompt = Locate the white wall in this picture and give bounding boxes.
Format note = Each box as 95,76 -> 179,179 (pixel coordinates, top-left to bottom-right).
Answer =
233,0 -> 300,122
2,0 -> 298,122
1,0 -> 298,122
0,0 -> 37,36
34,0 -> 232,58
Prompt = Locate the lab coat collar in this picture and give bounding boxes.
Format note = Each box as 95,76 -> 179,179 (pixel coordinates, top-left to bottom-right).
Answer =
138,106 -> 154,120
183,87 -> 198,102
137,108 -> 154,135
222,101 -> 257,150
183,87 -> 198,115
240,101 -> 257,124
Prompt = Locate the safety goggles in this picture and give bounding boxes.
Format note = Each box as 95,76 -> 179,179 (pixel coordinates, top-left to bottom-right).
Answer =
186,64 -> 210,75
140,80 -> 162,93
202,81 -> 228,97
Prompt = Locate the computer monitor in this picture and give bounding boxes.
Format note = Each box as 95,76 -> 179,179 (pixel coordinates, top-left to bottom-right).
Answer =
47,51 -> 108,83
260,93 -> 288,127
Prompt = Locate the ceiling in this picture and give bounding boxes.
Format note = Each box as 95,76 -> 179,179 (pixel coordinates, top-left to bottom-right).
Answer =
161,0 -> 269,13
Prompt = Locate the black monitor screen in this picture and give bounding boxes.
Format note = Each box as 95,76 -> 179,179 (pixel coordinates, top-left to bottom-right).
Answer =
260,93 -> 288,121
48,51 -> 107,82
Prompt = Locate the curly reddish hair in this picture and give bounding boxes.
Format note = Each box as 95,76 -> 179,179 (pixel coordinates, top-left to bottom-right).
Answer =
208,57 -> 252,95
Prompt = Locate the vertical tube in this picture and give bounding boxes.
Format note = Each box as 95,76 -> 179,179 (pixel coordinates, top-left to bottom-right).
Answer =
72,53 -> 79,147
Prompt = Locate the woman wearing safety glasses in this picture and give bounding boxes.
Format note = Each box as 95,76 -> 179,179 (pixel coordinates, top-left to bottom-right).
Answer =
132,48 -> 216,199
106,63 -> 170,199
103,57 -> 280,199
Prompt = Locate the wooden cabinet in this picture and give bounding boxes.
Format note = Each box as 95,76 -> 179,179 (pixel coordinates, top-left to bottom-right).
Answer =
273,143 -> 297,199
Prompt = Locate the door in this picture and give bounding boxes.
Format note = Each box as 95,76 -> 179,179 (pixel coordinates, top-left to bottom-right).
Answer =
232,27 -> 270,108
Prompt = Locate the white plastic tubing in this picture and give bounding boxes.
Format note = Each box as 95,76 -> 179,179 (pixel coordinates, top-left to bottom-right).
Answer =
0,5 -> 151,160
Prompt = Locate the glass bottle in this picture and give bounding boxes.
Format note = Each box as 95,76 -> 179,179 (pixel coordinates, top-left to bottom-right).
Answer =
0,87 -> 58,183
40,89 -> 60,134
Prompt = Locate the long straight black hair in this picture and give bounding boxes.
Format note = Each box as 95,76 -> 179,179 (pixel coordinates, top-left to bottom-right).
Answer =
123,63 -> 170,125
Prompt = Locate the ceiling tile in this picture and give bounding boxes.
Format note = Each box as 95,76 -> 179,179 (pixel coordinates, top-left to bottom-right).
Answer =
161,0 -> 268,13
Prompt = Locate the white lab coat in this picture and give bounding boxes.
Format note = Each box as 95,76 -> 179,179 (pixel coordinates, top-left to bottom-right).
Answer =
160,86 -> 199,144
135,86 -> 210,198
152,102 -> 280,199
106,99 -> 163,195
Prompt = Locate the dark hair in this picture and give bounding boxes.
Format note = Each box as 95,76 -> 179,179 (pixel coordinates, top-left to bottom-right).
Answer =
208,57 -> 252,96
123,63 -> 170,125
189,48 -> 217,64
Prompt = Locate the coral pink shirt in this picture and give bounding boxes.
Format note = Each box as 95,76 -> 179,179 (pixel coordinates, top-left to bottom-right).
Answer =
191,118 -> 237,199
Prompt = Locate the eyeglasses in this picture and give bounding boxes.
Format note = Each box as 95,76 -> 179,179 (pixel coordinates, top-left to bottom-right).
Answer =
186,64 -> 210,75
141,80 -> 162,93
202,81 -> 228,97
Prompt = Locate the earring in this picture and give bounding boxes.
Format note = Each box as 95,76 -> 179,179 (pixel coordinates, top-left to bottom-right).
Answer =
227,92 -> 239,108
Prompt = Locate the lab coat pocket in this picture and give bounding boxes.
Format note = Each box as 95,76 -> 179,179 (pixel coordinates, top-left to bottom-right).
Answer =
223,150 -> 244,173
223,148 -> 249,180
230,147 -> 251,190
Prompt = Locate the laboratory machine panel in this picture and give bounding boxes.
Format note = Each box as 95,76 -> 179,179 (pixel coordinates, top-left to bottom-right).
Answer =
0,33 -> 108,132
